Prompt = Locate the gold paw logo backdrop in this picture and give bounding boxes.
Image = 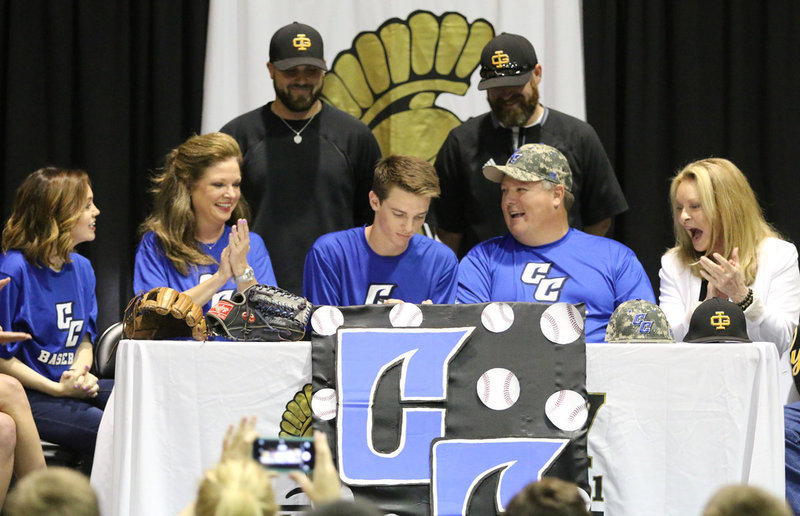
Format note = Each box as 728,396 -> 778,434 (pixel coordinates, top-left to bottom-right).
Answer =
201,1 -> 587,147
321,11 -> 492,160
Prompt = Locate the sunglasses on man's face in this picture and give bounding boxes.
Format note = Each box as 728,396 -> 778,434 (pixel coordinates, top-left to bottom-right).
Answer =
479,62 -> 533,79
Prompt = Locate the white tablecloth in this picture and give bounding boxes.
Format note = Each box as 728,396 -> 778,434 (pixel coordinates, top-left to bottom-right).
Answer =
91,340 -> 783,516
91,340 -> 312,516
586,342 -> 783,516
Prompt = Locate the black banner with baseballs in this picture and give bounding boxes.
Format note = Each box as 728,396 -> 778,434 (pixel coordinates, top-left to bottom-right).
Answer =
310,302 -> 588,516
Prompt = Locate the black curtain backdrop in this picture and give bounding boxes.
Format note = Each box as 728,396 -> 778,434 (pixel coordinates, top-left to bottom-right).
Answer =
583,1 -> 800,293
0,0 -> 209,331
1,1 -> 799,331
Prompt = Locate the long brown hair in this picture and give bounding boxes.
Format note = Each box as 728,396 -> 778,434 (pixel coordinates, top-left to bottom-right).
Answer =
669,158 -> 778,284
140,132 -> 249,275
2,167 -> 90,266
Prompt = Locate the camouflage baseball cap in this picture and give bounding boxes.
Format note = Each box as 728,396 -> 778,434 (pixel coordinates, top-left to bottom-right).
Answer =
483,143 -> 573,192
605,299 -> 675,343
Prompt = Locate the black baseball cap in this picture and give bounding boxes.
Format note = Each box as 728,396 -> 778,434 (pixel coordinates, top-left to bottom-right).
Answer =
478,33 -> 538,90
269,22 -> 327,71
683,298 -> 751,343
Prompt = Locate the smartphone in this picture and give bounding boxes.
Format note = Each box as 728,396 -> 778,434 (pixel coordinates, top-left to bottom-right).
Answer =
252,436 -> 314,472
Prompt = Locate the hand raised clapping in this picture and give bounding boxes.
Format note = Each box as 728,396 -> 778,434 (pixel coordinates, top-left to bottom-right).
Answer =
699,247 -> 750,303
226,219 -> 251,279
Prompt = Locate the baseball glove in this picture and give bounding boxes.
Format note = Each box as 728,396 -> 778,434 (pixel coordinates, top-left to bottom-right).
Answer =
205,284 -> 312,342
123,287 -> 207,340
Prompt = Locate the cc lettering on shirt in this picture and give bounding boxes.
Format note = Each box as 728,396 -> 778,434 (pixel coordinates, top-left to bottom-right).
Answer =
520,262 -> 568,303
364,284 -> 397,304
199,273 -> 234,307
55,302 -> 84,347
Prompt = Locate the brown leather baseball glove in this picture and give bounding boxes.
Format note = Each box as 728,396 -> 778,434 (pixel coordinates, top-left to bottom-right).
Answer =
123,287 -> 207,340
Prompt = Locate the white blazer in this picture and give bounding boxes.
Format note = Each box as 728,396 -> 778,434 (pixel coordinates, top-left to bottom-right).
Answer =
659,237 -> 800,356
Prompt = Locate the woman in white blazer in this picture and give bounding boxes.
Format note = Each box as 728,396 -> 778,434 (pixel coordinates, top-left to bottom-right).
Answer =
659,157 -> 800,354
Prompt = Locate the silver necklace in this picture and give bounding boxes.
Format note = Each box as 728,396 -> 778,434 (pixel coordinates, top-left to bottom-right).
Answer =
279,114 -> 316,144
198,234 -> 221,250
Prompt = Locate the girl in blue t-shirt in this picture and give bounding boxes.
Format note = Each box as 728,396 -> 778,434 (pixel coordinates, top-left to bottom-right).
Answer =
0,167 -> 113,460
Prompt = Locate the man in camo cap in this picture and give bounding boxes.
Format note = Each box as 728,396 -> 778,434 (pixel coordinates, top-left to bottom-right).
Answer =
605,299 -> 675,343
458,143 -> 654,342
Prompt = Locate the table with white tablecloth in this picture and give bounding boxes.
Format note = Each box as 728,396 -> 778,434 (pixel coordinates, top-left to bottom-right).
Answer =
91,340 -> 783,516
586,342 -> 783,516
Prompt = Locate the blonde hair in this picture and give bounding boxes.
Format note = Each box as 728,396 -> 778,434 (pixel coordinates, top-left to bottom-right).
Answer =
371,155 -> 440,201
668,158 -> 778,285
4,467 -> 99,516
195,459 -> 277,516
702,484 -> 791,516
140,132 -> 249,275
2,167 -> 90,266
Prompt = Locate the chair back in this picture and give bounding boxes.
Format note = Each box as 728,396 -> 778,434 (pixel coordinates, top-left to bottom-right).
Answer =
94,321 -> 123,379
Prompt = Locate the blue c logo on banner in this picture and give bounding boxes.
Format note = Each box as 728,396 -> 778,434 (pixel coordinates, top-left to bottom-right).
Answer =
431,438 -> 569,515
337,328 -> 473,485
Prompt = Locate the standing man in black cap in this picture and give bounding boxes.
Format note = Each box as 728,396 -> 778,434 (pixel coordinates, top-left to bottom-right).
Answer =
433,32 -> 628,258
221,22 -> 381,296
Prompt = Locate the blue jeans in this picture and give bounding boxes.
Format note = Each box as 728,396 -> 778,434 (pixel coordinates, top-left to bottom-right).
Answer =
26,379 -> 114,456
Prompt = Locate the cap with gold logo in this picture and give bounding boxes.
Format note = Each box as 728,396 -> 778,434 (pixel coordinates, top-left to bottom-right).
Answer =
478,33 -> 538,90
683,298 -> 751,343
269,22 -> 327,71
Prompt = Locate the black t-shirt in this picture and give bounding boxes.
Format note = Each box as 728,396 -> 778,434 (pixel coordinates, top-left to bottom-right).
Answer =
433,107 -> 628,257
221,102 -> 382,295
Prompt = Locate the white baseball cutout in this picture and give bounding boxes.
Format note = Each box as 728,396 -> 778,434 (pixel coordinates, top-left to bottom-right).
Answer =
481,302 -> 515,333
389,302 -> 423,328
476,368 -> 520,410
540,303 -> 584,344
311,388 -> 338,421
578,487 -> 591,511
545,389 -> 588,431
311,306 -> 344,336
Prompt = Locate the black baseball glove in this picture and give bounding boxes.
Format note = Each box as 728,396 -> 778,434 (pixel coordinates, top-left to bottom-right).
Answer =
205,284 -> 312,342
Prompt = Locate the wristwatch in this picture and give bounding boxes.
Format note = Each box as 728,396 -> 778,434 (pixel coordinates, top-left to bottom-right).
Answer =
236,266 -> 255,283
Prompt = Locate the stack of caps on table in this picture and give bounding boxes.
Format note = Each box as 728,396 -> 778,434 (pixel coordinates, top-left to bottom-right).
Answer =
605,297 -> 751,343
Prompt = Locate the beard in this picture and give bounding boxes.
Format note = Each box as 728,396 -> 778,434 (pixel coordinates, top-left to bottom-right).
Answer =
275,82 -> 323,113
488,84 -> 540,127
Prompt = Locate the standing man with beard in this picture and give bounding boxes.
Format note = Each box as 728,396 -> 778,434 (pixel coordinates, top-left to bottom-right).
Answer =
221,22 -> 381,295
433,33 -> 628,258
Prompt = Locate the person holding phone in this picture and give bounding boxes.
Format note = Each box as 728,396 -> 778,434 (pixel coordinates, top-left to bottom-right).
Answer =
181,417 -> 343,516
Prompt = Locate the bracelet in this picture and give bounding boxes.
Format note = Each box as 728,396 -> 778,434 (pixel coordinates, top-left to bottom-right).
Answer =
236,266 -> 255,283
737,288 -> 754,311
